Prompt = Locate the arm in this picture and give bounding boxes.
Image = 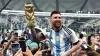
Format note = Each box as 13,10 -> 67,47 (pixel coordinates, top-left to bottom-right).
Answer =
22,47 -> 33,56
67,28 -> 80,55
14,48 -> 23,56
2,40 -> 11,54
88,38 -> 100,56
88,45 -> 100,56
60,41 -> 80,56
23,47 -> 47,56
2,36 -> 15,55
66,41 -> 80,55
60,28 -> 81,56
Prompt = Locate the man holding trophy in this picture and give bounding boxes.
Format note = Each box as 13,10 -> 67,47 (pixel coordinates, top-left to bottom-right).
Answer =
23,3 -> 49,56
24,3 -> 37,42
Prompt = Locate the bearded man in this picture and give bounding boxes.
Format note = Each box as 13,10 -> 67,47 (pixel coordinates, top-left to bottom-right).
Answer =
49,11 -> 80,56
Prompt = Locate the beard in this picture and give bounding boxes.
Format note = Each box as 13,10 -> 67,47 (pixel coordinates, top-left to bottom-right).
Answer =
53,21 -> 61,28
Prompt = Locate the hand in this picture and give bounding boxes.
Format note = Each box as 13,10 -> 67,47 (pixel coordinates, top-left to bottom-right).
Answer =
14,48 -> 23,56
9,36 -> 17,41
23,47 -> 33,56
60,52 -> 69,56
0,50 -> 3,56
23,47 -> 47,56
34,48 -> 47,56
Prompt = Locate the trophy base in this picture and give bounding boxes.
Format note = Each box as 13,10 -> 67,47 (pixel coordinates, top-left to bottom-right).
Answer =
27,22 -> 35,29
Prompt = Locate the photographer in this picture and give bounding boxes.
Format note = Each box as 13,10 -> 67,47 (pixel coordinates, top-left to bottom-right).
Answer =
80,43 -> 100,56
23,28 -> 51,56
80,43 -> 95,56
14,28 -> 51,56
14,46 -> 47,56
34,28 -> 51,56
76,34 -> 100,56
1,35 -> 17,56
88,45 -> 100,56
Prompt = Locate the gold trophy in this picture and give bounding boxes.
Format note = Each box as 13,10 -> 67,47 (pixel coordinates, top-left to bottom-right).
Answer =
24,3 -> 35,28
24,3 -> 37,42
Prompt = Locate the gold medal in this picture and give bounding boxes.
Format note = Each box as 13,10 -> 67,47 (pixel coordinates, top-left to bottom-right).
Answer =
56,36 -> 60,41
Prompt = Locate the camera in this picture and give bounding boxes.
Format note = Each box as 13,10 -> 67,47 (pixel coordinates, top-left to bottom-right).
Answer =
19,40 -> 26,52
14,32 -> 18,37
39,41 -> 49,50
39,41 -> 49,56
80,43 -> 94,56
11,43 -> 20,53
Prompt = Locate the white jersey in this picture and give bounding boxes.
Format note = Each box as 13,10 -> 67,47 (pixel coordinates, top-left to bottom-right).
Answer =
49,28 -> 79,56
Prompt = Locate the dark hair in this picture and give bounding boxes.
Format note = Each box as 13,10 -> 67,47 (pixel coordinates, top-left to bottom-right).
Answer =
50,11 -> 61,17
87,36 -> 92,45
87,34 -> 95,45
35,28 -> 42,33
79,33 -> 84,39
40,32 -> 45,39
1,40 -> 8,45
24,30 -> 28,34
35,28 -> 45,39
31,28 -> 45,42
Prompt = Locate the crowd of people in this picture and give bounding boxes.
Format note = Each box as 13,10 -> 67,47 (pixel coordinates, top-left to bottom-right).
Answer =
0,11 -> 100,56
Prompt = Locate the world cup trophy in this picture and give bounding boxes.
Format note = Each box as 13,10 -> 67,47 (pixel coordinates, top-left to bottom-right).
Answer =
24,3 -> 35,28
24,3 -> 37,42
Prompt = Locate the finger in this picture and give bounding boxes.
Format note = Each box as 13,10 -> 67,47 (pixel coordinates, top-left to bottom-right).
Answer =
38,47 -> 42,51
38,48 -> 41,51
18,48 -> 21,51
19,52 -> 23,56
22,47 -> 31,54
15,48 -> 21,55
22,52 -> 27,55
26,47 -> 29,49
41,50 -> 47,52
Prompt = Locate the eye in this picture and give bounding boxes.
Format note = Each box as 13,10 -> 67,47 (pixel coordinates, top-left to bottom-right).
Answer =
54,17 -> 61,19
59,17 -> 61,19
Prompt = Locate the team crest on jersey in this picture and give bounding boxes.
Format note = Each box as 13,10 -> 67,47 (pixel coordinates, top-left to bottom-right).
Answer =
56,36 -> 60,41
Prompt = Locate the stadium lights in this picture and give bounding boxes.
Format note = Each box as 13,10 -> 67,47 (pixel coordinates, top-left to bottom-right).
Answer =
1,10 -> 100,18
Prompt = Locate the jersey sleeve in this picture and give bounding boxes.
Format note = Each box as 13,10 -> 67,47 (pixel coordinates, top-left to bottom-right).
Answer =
69,28 -> 79,44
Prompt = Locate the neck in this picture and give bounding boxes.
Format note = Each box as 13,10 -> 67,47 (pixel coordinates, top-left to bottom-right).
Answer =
52,26 -> 62,32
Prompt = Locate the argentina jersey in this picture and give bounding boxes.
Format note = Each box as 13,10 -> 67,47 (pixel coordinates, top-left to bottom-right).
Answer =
49,28 -> 71,56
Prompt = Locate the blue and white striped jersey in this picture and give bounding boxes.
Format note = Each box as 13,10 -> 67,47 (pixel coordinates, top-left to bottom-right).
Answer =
49,28 -> 79,56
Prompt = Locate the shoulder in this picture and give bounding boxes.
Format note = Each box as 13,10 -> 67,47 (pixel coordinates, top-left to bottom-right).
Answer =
68,28 -> 75,33
67,28 -> 77,37
62,28 -> 75,35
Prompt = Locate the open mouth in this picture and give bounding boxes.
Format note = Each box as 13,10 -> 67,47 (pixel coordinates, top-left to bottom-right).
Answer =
56,22 -> 61,25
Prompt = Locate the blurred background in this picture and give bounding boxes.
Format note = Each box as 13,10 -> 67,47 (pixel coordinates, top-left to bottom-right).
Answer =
0,0 -> 100,34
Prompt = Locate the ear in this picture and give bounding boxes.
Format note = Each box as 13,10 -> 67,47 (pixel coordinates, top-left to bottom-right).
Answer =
49,17 -> 52,23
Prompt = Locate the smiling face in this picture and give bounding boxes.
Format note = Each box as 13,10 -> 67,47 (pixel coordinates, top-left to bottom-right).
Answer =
50,14 -> 62,29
